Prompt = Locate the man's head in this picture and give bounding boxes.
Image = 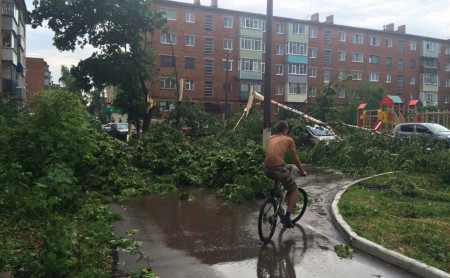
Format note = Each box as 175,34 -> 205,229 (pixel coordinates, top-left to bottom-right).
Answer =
276,121 -> 289,134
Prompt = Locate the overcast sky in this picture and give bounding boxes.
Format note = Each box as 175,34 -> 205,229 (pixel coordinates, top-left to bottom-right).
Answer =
25,0 -> 450,84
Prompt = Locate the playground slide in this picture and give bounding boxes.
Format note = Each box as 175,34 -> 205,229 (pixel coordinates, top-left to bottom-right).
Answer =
372,120 -> 384,131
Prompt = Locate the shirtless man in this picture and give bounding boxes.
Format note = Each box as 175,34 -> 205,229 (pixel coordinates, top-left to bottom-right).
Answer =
263,121 -> 307,228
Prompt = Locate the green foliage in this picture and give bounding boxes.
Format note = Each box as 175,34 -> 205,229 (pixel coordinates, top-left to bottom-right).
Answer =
178,192 -> 196,202
334,244 -> 355,259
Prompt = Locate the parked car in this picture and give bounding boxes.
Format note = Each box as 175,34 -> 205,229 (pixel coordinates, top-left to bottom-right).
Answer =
101,123 -> 114,133
305,125 -> 337,146
393,123 -> 450,147
110,123 -> 137,139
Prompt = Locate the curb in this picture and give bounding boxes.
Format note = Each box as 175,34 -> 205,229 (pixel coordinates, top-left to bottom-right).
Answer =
331,172 -> 450,278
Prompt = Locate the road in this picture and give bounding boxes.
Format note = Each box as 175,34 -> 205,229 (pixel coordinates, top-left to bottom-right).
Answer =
110,166 -> 418,278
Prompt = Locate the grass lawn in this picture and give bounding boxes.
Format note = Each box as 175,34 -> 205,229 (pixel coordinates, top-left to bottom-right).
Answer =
338,172 -> 449,273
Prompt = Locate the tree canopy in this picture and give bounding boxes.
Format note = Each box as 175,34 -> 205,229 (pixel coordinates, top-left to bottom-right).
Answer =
31,0 -> 167,131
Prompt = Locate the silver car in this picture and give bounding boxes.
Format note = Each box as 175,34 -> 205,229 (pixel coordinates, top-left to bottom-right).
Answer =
305,125 -> 337,146
393,123 -> 450,146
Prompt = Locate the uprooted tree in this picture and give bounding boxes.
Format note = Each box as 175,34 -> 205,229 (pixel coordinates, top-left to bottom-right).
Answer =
31,0 -> 167,133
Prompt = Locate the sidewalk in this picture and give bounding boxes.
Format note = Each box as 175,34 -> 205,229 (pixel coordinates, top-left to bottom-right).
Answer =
331,173 -> 450,278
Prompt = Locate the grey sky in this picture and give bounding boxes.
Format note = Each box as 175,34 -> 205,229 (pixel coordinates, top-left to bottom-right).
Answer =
25,0 -> 450,84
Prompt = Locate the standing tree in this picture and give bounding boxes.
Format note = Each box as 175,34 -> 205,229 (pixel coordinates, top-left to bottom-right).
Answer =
31,0 -> 167,133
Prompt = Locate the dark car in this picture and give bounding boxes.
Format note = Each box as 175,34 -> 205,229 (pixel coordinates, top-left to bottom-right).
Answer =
305,125 -> 337,146
110,123 -> 137,139
393,123 -> 450,146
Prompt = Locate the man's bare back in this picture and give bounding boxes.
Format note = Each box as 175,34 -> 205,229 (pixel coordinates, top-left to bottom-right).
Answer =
264,134 -> 293,167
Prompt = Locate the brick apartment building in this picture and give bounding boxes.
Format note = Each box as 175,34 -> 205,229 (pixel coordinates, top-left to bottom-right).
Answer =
26,57 -> 53,99
1,0 -> 29,101
148,0 -> 450,116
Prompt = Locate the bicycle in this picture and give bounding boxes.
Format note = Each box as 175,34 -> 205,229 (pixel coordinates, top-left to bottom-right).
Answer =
258,180 -> 308,243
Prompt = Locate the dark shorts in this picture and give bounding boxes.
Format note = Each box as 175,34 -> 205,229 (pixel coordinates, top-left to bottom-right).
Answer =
263,164 -> 297,192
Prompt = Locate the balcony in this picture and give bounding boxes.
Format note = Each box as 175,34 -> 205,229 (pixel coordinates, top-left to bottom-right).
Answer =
2,48 -> 18,65
14,87 -> 26,101
238,91 -> 249,100
238,70 -> 262,80
2,15 -> 18,33
2,79 -> 16,94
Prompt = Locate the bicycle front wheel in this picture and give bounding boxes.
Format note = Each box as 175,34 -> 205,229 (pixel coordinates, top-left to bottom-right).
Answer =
258,197 -> 277,243
291,187 -> 308,224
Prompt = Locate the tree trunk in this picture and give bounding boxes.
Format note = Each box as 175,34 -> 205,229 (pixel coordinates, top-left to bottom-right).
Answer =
140,76 -> 152,133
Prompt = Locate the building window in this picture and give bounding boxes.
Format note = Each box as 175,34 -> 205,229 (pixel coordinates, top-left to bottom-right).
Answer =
424,73 -> 438,85
426,92 -> 434,102
160,33 -> 176,44
186,11 -> 195,23
410,41 -> 416,50
398,40 -> 404,54
161,8 -> 176,20
445,63 -> 450,71
275,85 -> 283,95
310,27 -> 317,38
239,59 -> 262,72
446,47 -> 450,55
410,76 -> 415,85
204,81 -> 213,97
369,36 -> 380,46
398,59 -> 404,72
160,55 -> 175,67
338,70 -> 346,77
275,64 -> 283,75
185,57 -> 194,68
287,42 -> 307,56
444,95 -> 449,103
397,75 -> 403,88
276,23 -> 285,34
309,67 -> 317,78
386,57 -> 392,66
369,55 -> 379,64
386,38 -> 393,47
324,69 -> 331,83
205,37 -> 214,55
224,16 -> 233,28
204,59 -> 214,76
160,77 -> 176,89
424,41 -> 439,52
369,72 -> 379,82
276,44 -> 284,55
241,17 -> 261,29
262,21 -> 266,32
223,39 -> 232,50
185,35 -> 195,46
339,31 -> 346,42
386,74 -> 392,83
160,101 -> 175,112
352,52 -> 363,62
185,79 -> 195,91
288,83 -> 307,95
205,14 -> 214,32
309,47 -> 317,58
222,59 -> 232,71
351,71 -> 362,80
288,63 -> 307,75
240,37 -> 262,51
338,51 -> 346,61
410,60 -> 416,68
324,30 -> 331,45
422,58 -> 438,68
309,87 -> 316,97
293,23 -> 306,34
338,88 -> 345,98
324,50 -> 331,65
352,33 -> 363,44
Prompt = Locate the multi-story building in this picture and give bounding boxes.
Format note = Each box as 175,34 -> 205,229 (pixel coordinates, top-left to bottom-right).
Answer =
1,0 -> 29,101
26,57 -> 54,98
149,0 -> 450,116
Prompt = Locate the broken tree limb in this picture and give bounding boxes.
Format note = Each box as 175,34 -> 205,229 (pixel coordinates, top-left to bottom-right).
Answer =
233,87 -> 255,131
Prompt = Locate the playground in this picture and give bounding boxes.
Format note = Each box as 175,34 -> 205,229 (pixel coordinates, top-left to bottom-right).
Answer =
357,95 -> 450,132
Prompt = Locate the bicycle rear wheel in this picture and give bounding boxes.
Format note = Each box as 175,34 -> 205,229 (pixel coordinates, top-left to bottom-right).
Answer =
291,187 -> 307,224
258,197 -> 278,243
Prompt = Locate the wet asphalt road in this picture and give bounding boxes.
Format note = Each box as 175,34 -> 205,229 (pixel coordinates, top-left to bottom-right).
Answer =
110,166 -> 418,278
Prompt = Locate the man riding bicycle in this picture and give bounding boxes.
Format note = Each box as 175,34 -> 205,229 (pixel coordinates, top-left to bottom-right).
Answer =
263,121 -> 307,228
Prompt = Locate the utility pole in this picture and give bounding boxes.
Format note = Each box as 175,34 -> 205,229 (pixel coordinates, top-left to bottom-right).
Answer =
225,51 -> 231,123
263,0 -> 273,148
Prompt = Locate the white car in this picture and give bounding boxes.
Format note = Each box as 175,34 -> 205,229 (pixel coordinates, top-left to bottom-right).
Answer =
101,123 -> 115,133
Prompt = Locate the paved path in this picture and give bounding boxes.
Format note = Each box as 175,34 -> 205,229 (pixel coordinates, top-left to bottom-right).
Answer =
111,166 -> 418,278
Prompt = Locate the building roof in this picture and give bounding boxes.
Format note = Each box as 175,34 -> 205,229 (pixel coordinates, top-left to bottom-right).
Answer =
380,95 -> 404,106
